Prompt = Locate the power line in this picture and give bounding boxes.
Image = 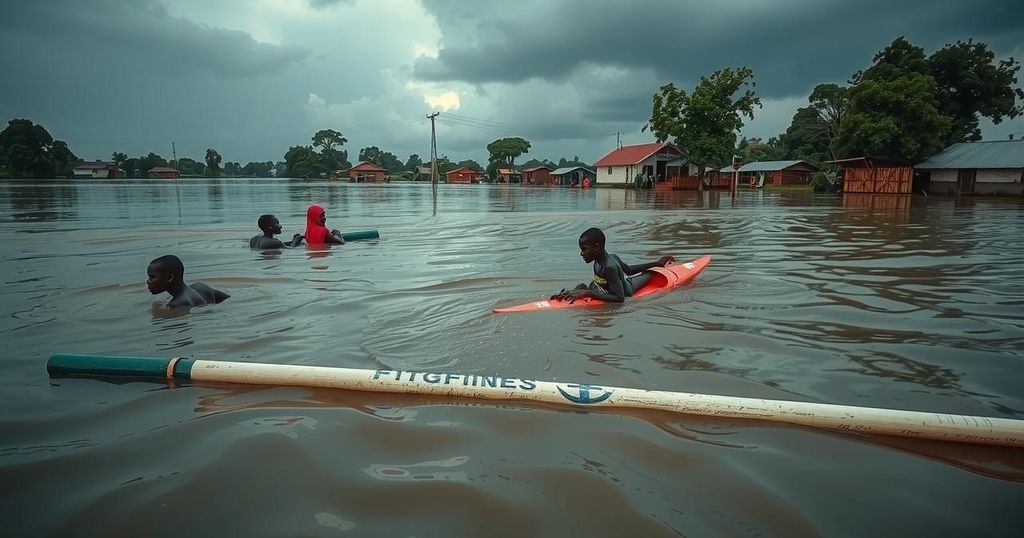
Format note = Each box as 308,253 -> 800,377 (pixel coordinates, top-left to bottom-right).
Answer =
436,115 -> 585,140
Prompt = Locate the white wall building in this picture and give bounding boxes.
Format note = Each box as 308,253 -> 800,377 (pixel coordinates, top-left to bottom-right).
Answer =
594,142 -> 682,185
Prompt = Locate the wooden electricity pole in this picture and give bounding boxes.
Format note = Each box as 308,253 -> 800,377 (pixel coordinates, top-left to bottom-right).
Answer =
427,112 -> 439,187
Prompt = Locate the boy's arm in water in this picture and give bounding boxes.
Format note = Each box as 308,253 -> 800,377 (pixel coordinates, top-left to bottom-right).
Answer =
251,234 -> 304,249
327,229 -> 346,245
555,266 -> 627,303
620,256 -> 675,275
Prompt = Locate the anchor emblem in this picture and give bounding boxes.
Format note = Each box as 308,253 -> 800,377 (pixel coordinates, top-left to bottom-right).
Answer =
557,383 -> 613,404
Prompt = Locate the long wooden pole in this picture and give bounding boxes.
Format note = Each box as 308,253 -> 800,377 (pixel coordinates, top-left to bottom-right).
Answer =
47,354 -> 1024,447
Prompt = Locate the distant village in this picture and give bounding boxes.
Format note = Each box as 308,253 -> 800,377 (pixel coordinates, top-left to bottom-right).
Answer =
70,137 -> 1024,197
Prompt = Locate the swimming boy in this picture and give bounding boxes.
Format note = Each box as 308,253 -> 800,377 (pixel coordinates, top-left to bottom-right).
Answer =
147,255 -> 230,308
250,214 -> 304,249
552,227 -> 675,303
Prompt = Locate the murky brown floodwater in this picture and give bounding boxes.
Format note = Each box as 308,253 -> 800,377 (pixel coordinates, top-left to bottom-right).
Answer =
1,179 -> 1022,537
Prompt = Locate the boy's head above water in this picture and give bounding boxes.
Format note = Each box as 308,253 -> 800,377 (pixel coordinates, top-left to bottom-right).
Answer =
578,227 -> 606,263
258,214 -> 282,235
147,255 -> 184,295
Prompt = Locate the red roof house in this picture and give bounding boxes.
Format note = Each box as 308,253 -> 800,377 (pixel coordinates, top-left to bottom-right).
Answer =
347,161 -> 388,182
594,142 -> 682,185
446,166 -> 484,184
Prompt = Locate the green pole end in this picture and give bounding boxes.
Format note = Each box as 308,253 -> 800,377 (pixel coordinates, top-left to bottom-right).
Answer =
340,229 -> 379,241
47,354 -> 194,380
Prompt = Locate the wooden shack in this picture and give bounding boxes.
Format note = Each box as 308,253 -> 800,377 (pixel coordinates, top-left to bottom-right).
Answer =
830,157 -> 912,194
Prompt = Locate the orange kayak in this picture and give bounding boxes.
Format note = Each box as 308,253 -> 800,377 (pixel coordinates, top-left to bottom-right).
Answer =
493,255 -> 711,313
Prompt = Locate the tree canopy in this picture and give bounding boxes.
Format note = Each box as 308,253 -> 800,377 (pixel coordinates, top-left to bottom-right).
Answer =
838,73 -> 951,162
0,119 -> 79,178
485,137 -> 531,179
204,148 -> 222,177
358,146 -> 404,172
777,36 -> 1022,164
646,66 -> 761,174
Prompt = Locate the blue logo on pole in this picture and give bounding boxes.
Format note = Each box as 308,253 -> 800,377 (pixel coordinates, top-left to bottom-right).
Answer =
557,383 -> 613,404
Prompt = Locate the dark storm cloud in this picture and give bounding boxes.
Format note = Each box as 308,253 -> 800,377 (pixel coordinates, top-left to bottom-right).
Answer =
415,0 -> 1024,99
0,0 -> 310,79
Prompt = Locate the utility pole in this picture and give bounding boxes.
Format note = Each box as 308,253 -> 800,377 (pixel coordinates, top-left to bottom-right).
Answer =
171,142 -> 178,170
615,132 -> 622,149
427,112 -> 439,187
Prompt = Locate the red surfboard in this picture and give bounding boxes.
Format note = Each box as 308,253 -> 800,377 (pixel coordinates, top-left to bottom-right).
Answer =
493,255 -> 711,313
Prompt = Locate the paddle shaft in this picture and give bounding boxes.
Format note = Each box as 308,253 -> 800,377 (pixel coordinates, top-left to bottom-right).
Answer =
47,354 -> 1024,447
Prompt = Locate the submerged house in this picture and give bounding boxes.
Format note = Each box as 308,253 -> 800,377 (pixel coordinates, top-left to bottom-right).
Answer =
550,166 -> 595,186
73,161 -> 122,179
347,161 -> 388,182
728,160 -> 818,187
411,166 -> 433,181
915,139 -> 1024,195
446,166 -> 484,183
147,166 -> 179,179
521,165 -> 554,185
830,157 -> 914,194
495,168 -> 522,183
594,142 -> 682,185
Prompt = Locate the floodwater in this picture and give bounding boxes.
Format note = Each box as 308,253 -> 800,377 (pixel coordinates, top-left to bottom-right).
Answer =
1,179 -> 1023,537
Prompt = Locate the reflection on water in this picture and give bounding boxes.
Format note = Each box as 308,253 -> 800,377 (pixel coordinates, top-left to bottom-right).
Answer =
1,179 -> 1023,536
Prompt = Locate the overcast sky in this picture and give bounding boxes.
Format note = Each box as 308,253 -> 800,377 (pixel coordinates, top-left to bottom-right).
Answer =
2,0 -> 1022,166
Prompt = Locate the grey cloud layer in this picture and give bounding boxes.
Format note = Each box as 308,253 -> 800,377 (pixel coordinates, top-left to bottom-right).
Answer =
415,0 -> 1024,98
1,0 -> 310,78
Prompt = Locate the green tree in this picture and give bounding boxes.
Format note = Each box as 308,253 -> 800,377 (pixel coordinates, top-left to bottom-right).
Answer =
241,161 -> 273,177
778,83 -> 849,164
284,145 -> 326,177
121,157 -> 139,177
436,155 -> 458,175
312,129 -> 347,153
486,137 -> 531,180
358,146 -> 403,171
853,36 -> 928,84
111,151 -> 128,163
736,136 -> 785,163
521,158 -> 556,169
404,153 -> 423,171
50,141 -> 79,178
928,39 -> 1024,143
456,159 -> 484,172
223,161 -> 241,176
838,73 -> 951,162
173,157 -> 204,176
0,119 -> 60,177
645,66 -> 761,176
855,36 -> 1023,145
205,148 -> 222,177
138,152 -> 168,176
312,129 -> 350,171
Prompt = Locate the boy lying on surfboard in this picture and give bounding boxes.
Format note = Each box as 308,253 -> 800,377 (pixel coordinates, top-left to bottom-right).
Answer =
551,227 -> 674,304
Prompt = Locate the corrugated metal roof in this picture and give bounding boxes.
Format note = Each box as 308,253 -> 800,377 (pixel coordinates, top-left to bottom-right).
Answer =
551,166 -> 593,175
739,160 -> 815,172
915,140 -> 1024,169
715,160 -> 815,172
